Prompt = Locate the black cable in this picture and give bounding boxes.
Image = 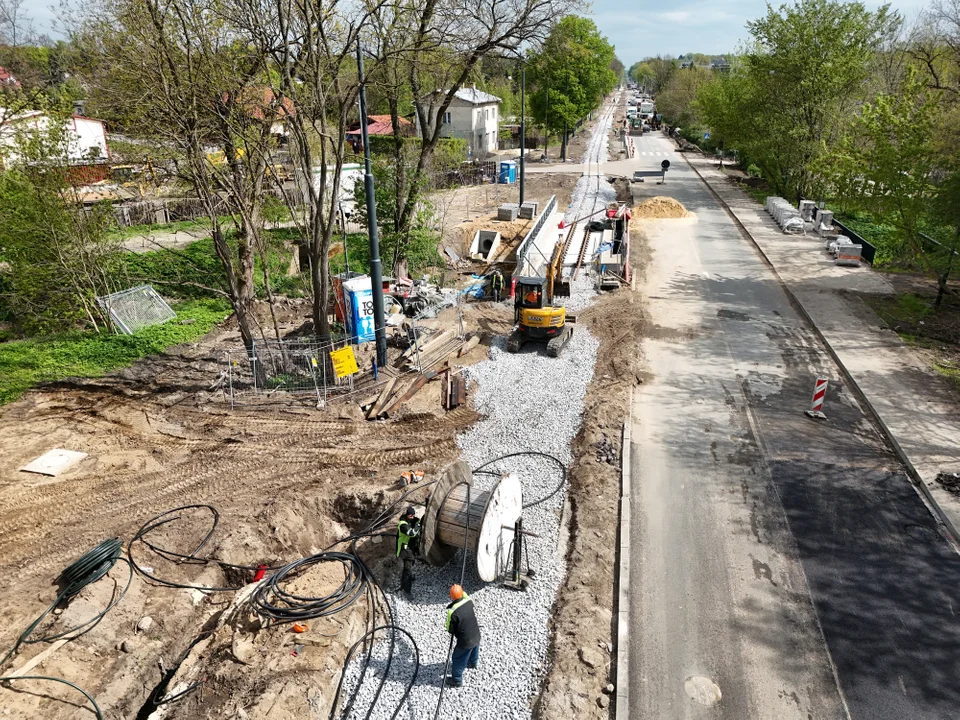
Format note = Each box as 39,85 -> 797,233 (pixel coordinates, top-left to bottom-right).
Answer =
472,451 -> 568,508
250,552 -> 368,622
128,505 -> 280,592
0,539 -> 132,720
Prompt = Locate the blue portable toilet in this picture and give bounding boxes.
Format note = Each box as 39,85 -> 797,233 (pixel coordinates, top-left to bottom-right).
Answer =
343,275 -> 376,343
499,161 -> 516,184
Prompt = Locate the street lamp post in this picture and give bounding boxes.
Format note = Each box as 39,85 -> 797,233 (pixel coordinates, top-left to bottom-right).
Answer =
356,40 -> 387,368
519,64 -> 525,206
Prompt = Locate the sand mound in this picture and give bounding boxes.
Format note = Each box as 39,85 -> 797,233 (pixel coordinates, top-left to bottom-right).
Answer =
633,196 -> 691,219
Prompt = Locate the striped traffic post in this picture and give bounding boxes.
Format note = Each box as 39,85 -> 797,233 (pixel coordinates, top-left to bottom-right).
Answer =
805,378 -> 828,420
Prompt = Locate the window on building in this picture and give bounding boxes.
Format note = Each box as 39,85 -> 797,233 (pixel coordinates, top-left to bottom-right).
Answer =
443,111 -> 451,124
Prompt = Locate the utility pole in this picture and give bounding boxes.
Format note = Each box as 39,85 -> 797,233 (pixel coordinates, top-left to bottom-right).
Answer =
519,64 -> 525,206
356,40 -> 387,367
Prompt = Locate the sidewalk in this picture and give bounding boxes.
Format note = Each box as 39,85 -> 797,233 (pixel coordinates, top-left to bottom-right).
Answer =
684,151 -> 960,547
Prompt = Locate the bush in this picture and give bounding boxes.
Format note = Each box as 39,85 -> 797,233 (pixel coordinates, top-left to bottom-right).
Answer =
746,164 -> 762,178
0,298 -> 231,405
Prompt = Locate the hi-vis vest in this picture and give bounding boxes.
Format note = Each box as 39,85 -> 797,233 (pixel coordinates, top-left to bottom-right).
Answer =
446,593 -> 472,631
397,519 -> 416,557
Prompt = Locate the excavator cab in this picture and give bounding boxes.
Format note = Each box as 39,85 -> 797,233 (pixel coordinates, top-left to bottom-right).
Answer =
507,277 -> 574,357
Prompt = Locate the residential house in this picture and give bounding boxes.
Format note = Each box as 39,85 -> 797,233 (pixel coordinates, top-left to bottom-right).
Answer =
425,86 -> 501,156
0,111 -> 109,166
345,114 -> 413,153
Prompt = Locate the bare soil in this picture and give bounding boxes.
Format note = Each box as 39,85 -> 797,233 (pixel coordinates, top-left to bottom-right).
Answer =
535,227 -> 648,719
0,178 -> 642,719
633,196 -> 691,220
0,298 -> 505,719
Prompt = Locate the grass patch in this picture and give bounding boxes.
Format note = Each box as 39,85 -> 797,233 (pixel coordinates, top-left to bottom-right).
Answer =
0,298 -> 231,405
108,218 -> 215,241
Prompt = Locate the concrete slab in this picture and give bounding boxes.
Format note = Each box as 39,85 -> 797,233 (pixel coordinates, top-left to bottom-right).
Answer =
21,448 -> 88,477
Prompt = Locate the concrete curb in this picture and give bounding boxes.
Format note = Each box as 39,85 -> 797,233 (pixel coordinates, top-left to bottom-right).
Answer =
682,153 -> 960,551
615,387 -> 632,720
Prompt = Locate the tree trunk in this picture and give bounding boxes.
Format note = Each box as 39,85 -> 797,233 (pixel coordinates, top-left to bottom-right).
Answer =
561,122 -> 568,162
935,228 -> 959,310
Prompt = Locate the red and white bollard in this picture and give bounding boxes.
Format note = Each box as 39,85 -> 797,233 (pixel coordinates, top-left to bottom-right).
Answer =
805,378 -> 828,420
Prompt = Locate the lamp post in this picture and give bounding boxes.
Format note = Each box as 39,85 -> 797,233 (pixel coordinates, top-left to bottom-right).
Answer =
356,40 -> 387,367
519,64 -> 525,206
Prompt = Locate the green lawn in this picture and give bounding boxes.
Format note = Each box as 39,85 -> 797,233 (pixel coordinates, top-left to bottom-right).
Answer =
0,298 -> 231,405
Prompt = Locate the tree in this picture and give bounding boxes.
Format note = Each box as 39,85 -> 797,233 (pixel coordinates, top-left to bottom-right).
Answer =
0,117 -> 121,334
527,16 -> 617,159
700,1 -> 899,201
82,0 -> 281,355
628,56 -> 676,94
655,65 -> 715,128
931,171 -> 960,308
381,0 -> 576,263
0,0 -> 36,47
845,74 -> 939,261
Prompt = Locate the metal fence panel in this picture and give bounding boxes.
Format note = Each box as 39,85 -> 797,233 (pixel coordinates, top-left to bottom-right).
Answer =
96,284 -> 176,335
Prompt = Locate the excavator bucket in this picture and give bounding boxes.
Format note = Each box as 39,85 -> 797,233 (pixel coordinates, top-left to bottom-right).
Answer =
554,279 -> 571,297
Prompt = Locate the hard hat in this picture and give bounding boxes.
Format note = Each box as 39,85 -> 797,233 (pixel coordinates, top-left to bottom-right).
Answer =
449,584 -> 464,601
405,506 -> 416,517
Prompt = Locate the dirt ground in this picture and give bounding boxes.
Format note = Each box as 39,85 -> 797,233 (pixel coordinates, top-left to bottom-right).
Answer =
536,220 -> 647,720
0,171 -> 646,719
0,298 -> 508,719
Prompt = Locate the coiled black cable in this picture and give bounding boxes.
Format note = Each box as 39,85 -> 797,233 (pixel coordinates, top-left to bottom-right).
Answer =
0,539 -> 133,720
249,552 -> 368,622
129,505 -> 279,592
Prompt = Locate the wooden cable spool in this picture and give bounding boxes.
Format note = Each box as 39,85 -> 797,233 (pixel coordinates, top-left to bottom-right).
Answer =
420,460 -> 522,582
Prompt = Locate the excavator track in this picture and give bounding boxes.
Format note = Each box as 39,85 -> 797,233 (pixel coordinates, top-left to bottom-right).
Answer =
546,327 -> 574,357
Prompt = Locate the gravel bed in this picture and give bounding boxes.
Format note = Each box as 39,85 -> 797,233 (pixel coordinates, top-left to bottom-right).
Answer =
340,103 -> 612,720
340,328 -> 600,720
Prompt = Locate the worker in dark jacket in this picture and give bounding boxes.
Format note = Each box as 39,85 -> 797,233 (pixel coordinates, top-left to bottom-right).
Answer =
396,507 -> 421,597
490,270 -> 504,302
445,584 -> 480,687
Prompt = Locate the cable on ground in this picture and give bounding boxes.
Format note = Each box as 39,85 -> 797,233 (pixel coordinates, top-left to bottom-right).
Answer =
472,450 -> 568,508
0,538 -> 133,720
128,505 -> 279,592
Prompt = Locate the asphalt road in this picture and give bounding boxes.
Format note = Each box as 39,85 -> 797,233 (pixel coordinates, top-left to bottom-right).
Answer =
628,132 -> 960,719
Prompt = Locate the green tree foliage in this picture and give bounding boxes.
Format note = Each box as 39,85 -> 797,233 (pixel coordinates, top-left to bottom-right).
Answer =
527,16 -> 617,137
655,65 -> 716,129
628,56 -> 676,93
0,120 -> 121,335
835,73 -> 939,263
699,0 -> 899,201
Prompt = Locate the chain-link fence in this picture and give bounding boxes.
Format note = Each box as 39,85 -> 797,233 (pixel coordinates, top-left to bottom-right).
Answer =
96,284 -> 177,335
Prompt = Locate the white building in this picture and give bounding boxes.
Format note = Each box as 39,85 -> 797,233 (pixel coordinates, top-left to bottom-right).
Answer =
432,87 -> 501,156
0,111 -> 110,166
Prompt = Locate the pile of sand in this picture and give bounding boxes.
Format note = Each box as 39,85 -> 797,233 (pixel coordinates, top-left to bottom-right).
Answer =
633,196 -> 691,219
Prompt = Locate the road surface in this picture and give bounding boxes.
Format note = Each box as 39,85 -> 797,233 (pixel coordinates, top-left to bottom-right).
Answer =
628,131 -> 960,719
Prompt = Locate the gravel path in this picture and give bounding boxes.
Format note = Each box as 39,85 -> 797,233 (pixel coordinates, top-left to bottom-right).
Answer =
339,100 -> 617,720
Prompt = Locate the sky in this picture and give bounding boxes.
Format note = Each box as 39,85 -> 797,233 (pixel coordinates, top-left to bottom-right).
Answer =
588,0 -> 933,66
28,0 -> 932,63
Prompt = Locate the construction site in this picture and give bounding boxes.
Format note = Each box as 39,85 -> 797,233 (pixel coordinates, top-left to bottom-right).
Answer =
0,91 -> 662,719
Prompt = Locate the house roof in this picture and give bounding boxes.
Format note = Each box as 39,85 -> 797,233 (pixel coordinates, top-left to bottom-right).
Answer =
0,66 -> 20,88
453,88 -> 501,105
230,87 -> 296,122
346,115 -> 413,136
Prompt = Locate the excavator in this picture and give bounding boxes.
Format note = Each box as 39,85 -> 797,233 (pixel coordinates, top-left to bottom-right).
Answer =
506,241 -> 574,357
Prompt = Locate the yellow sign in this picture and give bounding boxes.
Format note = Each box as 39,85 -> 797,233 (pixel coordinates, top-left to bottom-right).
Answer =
330,347 -> 360,378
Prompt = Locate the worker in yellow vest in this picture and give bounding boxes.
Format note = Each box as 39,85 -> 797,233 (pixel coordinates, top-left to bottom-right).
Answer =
444,584 -> 480,687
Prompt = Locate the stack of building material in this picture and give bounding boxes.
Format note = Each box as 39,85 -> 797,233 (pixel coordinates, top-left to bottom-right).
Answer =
498,203 -> 519,221
519,202 -> 539,220
764,197 -> 805,234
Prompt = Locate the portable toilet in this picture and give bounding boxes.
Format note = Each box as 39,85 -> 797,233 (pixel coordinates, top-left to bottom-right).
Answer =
342,275 -> 376,343
499,161 -> 517,184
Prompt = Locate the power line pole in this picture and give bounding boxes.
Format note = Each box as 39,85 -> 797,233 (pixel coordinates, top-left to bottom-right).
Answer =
519,64 -> 525,206
356,40 -> 387,367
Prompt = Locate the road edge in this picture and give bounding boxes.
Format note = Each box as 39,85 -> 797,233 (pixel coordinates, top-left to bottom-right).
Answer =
615,387 -> 632,720
681,150 -> 960,550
